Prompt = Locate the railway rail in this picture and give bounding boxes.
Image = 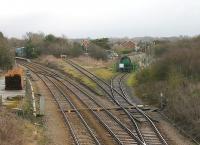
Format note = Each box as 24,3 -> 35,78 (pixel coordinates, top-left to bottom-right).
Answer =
46,75 -> 103,145
64,59 -> 168,145
112,74 -> 168,145
23,60 -> 150,145
17,60 -> 104,145
21,63 -> 103,144
52,76 -> 142,145
33,72 -> 101,145
17,58 -> 168,145
16,57 -> 200,145
17,60 -> 146,145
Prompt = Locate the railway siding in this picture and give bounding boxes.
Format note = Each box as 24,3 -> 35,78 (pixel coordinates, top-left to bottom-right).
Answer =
18,59 -> 169,145
65,59 -> 169,145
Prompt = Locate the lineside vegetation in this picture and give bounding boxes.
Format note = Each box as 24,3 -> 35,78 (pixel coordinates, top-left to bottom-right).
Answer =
134,36 -> 200,141
0,32 -> 14,70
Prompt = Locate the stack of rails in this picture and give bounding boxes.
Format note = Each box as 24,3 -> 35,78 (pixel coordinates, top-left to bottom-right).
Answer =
5,67 -> 23,90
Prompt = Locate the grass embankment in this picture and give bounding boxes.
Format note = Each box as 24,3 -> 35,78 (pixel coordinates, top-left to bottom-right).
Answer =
60,61 -> 97,90
1,88 -> 47,145
72,56 -> 117,80
134,36 -> 200,142
37,55 -> 117,95
126,72 -> 137,87
37,55 -> 100,94
93,68 -> 115,80
0,107 -> 46,145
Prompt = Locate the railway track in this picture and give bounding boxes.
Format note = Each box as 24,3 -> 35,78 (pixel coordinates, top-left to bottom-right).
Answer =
64,59 -> 168,145
23,61 -> 150,145
20,62 -> 104,145
111,74 -> 168,145
17,60 -> 146,145
52,76 -> 142,145
41,74 -> 101,145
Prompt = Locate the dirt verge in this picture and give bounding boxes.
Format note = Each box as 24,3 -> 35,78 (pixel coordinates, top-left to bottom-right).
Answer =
32,73 -> 73,145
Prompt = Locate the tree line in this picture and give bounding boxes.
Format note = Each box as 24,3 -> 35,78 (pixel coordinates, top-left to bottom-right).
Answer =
0,31 -> 113,70
12,32 -> 111,60
0,32 -> 14,70
22,32 -> 83,58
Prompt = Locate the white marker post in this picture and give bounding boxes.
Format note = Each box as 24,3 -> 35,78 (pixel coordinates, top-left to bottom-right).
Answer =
28,79 -> 37,117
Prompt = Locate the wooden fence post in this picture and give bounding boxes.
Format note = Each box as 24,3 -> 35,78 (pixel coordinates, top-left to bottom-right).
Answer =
0,95 -> 2,106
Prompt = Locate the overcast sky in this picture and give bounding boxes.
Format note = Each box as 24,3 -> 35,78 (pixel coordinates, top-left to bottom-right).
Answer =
0,0 -> 200,38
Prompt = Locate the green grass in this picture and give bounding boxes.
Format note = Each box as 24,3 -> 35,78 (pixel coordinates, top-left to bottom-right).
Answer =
80,76 -> 97,89
59,60 -> 98,92
5,95 -> 23,109
93,68 -> 115,80
126,73 -> 137,87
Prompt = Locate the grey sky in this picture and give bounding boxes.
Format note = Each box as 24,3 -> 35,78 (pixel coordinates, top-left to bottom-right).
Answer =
0,0 -> 200,38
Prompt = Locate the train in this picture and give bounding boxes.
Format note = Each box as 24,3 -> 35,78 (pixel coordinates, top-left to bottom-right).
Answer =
116,56 -> 138,72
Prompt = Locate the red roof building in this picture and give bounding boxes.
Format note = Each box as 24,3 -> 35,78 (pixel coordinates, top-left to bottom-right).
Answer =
81,40 -> 90,48
120,41 -> 136,49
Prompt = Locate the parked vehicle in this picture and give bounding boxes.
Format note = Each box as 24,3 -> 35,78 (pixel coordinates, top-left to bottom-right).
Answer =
116,56 -> 133,72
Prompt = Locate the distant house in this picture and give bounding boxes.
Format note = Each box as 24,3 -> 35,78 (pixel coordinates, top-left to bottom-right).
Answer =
81,40 -> 90,53
105,50 -> 118,59
120,41 -> 136,50
81,40 -> 90,48
15,47 -> 25,57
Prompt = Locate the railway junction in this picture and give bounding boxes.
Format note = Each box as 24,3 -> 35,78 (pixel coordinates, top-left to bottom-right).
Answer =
8,57 -> 194,145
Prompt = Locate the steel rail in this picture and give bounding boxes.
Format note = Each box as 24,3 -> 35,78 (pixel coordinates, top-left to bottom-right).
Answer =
63,60 -> 147,145
110,75 -> 146,144
118,74 -> 168,145
51,76 -> 136,145
65,59 -> 168,145
28,61 -> 144,141
53,75 -> 145,145
20,61 -> 142,145
21,63 -> 101,145
45,76 -> 101,145
38,74 -> 80,145
19,59 -> 166,144
17,61 -> 80,145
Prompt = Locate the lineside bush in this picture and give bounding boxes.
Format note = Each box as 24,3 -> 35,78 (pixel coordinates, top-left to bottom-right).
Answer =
0,107 -> 24,145
135,36 -> 200,141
